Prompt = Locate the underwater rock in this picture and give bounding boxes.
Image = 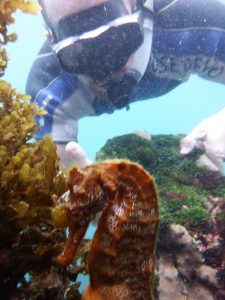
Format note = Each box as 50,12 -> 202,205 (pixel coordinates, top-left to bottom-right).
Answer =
158,225 -> 203,282
27,268 -> 65,300
203,241 -> 225,268
157,252 -> 215,300
156,253 -> 185,300
58,160 -> 159,300
163,224 -> 193,247
211,198 -> 225,239
215,289 -> 225,300
96,134 -> 225,227
197,265 -> 219,289
187,282 -> 214,300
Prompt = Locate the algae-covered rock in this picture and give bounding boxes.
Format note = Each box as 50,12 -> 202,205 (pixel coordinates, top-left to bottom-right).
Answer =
97,133 -> 225,228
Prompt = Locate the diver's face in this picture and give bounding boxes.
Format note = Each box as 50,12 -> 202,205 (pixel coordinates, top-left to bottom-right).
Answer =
43,0 -> 111,33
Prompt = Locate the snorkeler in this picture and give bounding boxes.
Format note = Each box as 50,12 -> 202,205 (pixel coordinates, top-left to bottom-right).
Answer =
26,0 -> 225,168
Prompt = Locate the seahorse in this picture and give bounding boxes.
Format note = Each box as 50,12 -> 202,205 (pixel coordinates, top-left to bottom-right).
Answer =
57,159 -> 159,300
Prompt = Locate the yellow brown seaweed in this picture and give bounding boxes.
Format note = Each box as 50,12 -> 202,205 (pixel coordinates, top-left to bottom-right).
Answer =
0,2 -> 78,298
58,159 -> 159,300
0,0 -> 41,76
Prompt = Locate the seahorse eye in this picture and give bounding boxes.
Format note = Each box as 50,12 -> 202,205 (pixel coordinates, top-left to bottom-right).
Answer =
117,162 -> 126,171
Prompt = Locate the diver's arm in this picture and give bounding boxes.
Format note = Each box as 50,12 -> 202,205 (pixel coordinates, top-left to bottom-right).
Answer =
155,0 -> 225,29
26,39 -> 98,142
31,71 -> 98,144
26,41 -> 79,143
25,40 -> 96,168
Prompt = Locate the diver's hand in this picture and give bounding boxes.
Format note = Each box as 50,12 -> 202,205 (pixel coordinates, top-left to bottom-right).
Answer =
66,141 -> 92,167
180,107 -> 225,174
57,141 -> 92,170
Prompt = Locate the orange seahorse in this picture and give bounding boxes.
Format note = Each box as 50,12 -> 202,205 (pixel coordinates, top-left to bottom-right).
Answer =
57,159 -> 159,300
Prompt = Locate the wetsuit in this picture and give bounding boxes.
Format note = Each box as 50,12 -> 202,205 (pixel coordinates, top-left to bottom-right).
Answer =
26,0 -> 225,142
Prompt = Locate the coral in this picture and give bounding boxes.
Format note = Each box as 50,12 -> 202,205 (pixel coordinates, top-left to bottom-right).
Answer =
58,160 -> 159,300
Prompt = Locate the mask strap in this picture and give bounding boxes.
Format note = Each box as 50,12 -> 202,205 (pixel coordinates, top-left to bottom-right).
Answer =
123,14 -> 153,83
136,0 -> 154,16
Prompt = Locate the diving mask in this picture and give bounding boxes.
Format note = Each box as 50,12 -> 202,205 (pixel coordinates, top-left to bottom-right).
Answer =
45,0 -> 154,80
53,13 -> 144,80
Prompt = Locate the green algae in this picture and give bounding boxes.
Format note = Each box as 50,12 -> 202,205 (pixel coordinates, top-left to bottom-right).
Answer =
97,134 -> 225,229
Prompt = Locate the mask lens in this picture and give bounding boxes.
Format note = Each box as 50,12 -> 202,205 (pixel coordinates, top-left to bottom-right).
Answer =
55,22 -> 144,80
